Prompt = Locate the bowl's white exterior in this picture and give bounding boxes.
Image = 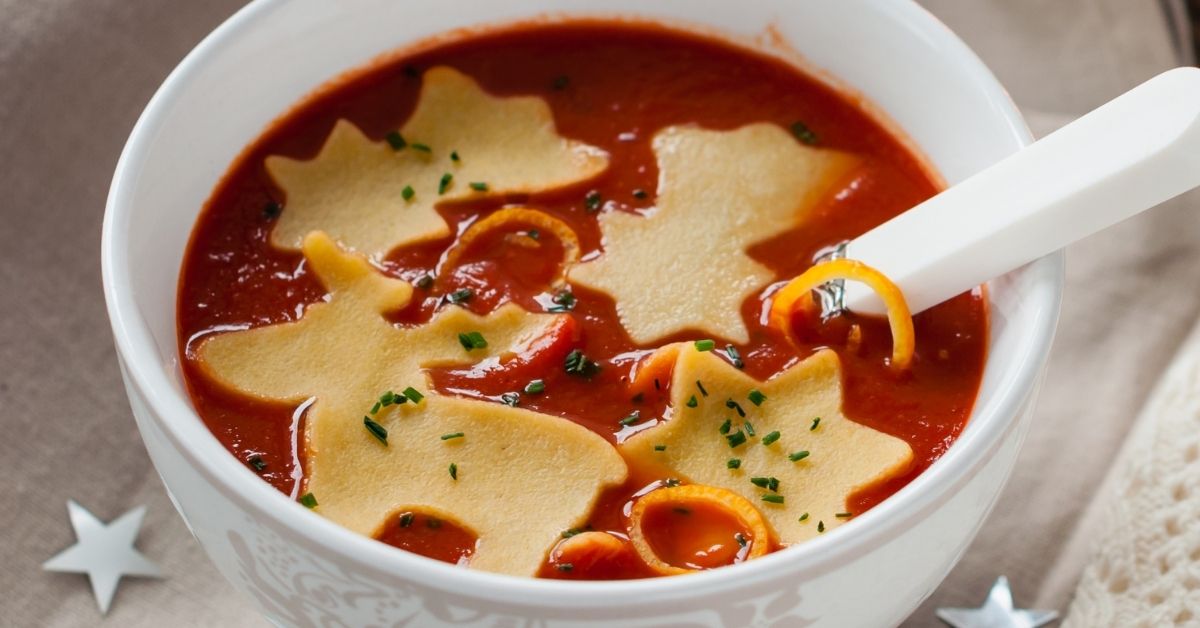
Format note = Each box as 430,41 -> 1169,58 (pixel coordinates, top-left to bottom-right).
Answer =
101,1 -> 1063,626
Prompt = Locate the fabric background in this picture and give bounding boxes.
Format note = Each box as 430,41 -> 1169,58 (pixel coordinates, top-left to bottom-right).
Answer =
0,1 -> 1194,625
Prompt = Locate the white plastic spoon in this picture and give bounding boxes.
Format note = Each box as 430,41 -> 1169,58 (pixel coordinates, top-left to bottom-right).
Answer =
840,66 -> 1200,316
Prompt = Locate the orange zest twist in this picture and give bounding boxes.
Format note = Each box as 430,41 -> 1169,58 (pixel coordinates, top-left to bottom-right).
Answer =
767,259 -> 914,371
629,484 -> 771,575
439,207 -> 581,286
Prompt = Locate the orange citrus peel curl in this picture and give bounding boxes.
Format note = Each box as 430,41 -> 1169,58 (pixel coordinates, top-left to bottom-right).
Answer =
628,484 -> 770,575
440,207 -> 580,286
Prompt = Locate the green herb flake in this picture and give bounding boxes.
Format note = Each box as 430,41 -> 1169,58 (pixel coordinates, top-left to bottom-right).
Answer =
564,349 -> 600,377
469,181 -> 488,192
788,450 -> 810,462
619,410 -> 641,426
385,131 -> 407,150
751,476 -> 780,492
450,150 -> 460,162
458,331 -> 488,351
810,417 -> 821,431
584,190 -> 602,212
562,528 -> 582,538
438,172 -> 453,195
726,430 -> 747,448
440,432 -> 464,441
363,416 -> 389,445
790,121 -> 819,145
762,494 -> 785,504
726,399 -> 746,418
748,389 -> 767,406
664,478 -> 682,487
399,512 -> 414,527
694,339 -> 716,352
696,380 -> 709,397
686,395 -> 698,408
524,379 -> 546,395
743,420 -> 756,437
500,392 -> 520,407
248,455 -> 267,472
735,532 -> 748,548
447,288 -> 473,304
448,463 -> 458,480
411,142 -> 432,153
401,185 -> 415,202
724,344 -> 745,369
836,512 -> 853,518
299,493 -> 318,509
718,418 -> 732,434
818,520 -> 826,533
527,229 -> 540,240
654,444 -> 667,452
799,512 -> 810,522
371,401 -> 382,414
402,386 -> 424,404
727,458 -> 741,469
415,274 -> 433,289
762,431 -> 781,446
547,290 -> 576,312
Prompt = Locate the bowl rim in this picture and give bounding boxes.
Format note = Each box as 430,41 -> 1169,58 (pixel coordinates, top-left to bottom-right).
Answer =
101,0 -> 1064,608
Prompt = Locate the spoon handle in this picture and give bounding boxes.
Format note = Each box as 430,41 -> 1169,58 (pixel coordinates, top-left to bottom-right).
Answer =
842,66 -> 1200,315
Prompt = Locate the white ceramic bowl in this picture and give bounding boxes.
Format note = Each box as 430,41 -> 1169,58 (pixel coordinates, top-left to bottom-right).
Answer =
102,1 -> 1063,626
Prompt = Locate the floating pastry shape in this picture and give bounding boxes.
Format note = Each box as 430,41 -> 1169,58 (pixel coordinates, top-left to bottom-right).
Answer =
266,66 -> 609,259
196,232 -> 627,576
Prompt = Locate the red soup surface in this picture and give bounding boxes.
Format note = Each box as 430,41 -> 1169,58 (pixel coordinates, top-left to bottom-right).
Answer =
177,21 -> 986,580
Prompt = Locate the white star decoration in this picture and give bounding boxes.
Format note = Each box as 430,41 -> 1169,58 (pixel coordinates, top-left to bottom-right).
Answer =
43,500 -> 162,614
937,576 -> 1059,628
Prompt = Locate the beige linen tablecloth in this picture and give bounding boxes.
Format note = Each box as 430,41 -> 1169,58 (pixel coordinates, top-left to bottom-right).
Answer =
1,1 -> 1196,625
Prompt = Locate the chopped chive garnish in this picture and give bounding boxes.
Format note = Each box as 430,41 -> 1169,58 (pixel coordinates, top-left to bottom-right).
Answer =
584,190 -> 602,212
664,478 -> 682,487
762,431 -> 781,446
547,290 -> 576,312
450,150 -> 460,162
402,387 -> 424,404
438,172 -> 453,195
448,463 -> 458,480
564,349 -> 600,377
415,274 -> 433,289
363,416 -> 388,445
686,395 -> 698,408
799,512 -> 810,522
552,75 -> 570,90
748,389 -> 767,406
762,494 -> 785,504
735,533 -> 748,548
726,399 -> 746,417
750,477 -> 769,488
500,392 -> 520,407
527,229 -> 540,240
818,520 -> 826,533
262,201 -> 282,219
724,344 -> 745,369
299,493 -> 318,508
556,562 -> 574,572
694,339 -> 716,352
458,331 -> 488,351
248,455 -> 267,472
718,418 -> 732,434
385,130 -> 407,150
836,512 -> 853,518
524,379 -> 545,395
810,417 -> 821,431
632,188 -> 648,199
790,121 -> 819,145
654,444 -> 667,452
411,142 -> 432,153
788,450 -> 810,462
401,185 -> 415,201
399,512 -> 414,527
743,420 -> 756,437
562,528 -> 582,538
440,432 -> 464,441
447,288 -> 473,304
469,181 -> 488,191
726,430 -> 747,448
751,477 -> 780,492
619,411 -> 641,426
696,380 -> 709,397
727,458 -> 741,469
371,401 -> 382,414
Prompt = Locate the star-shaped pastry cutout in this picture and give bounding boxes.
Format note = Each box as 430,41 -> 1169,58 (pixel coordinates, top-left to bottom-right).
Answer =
43,500 -> 162,614
267,66 -> 609,259
569,123 -> 856,344
620,344 -> 911,543
196,232 -> 626,575
936,577 -> 1059,628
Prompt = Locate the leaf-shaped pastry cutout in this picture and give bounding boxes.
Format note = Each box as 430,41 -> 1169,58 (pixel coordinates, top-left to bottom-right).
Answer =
196,232 -> 626,575
569,124 -> 857,344
620,344 -> 911,543
267,66 -> 610,259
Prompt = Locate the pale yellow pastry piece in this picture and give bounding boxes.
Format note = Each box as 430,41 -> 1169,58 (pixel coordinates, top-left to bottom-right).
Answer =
267,66 -> 609,259
196,232 -> 626,576
620,345 -> 912,543
569,123 -> 857,344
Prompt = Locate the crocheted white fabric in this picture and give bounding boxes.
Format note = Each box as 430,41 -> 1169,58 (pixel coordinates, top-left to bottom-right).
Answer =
1066,320 -> 1200,627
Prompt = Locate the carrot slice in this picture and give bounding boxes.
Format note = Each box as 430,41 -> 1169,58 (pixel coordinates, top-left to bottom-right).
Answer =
767,259 -> 914,371
628,484 -> 770,575
439,207 -> 581,286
